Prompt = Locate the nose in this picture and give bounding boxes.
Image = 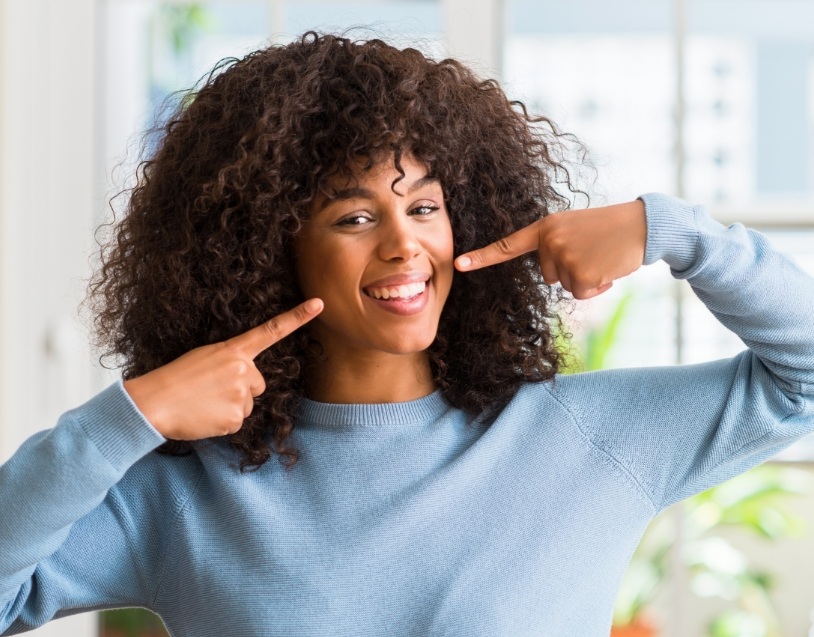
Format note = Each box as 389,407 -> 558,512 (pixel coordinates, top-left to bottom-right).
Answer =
376,212 -> 421,262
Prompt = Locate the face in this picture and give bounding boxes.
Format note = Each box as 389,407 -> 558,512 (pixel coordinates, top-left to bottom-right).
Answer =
294,154 -> 454,358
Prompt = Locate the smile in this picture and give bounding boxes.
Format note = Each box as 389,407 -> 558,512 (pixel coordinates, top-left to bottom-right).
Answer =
363,281 -> 426,300
362,280 -> 430,316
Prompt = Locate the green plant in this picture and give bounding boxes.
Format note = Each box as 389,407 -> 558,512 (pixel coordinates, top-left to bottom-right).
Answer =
99,607 -> 168,637
612,465 -> 809,636
560,287 -> 810,636
558,288 -> 635,374
156,3 -> 214,57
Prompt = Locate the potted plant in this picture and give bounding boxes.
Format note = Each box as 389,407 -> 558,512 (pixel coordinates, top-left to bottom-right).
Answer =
562,288 -> 810,637
99,608 -> 169,637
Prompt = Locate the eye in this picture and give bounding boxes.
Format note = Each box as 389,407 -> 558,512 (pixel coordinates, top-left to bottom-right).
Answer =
336,214 -> 374,226
409,205 -> 440,217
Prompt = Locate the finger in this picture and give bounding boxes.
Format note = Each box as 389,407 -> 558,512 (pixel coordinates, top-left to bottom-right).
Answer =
455,222 -> 541,272
558,271 -> 573,295
576,282 -> 614,300
243,393 -> 254,418
228,298 -> 323,359
248,368 -> 266,397
540,260 -> 559,287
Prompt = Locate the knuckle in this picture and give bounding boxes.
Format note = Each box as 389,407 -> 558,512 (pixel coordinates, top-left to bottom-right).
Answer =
225,413 -> 244,434
546,234 -> 567,252
232,359 -> 250,376
496,237 -> 513,256
228,386 -> 247,404
559,253 -> 579,270
264,318 -> 282,338
220,341 -> 240,356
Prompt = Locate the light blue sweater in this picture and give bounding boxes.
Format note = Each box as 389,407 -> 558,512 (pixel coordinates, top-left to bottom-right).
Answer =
1,194 -> 813,636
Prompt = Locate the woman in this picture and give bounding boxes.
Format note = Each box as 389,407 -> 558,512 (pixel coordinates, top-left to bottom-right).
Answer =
1,32 -> 812,637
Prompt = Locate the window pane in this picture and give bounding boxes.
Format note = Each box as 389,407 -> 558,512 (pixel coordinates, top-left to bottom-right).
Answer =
102,1 -> 271,217
686,0 -> 814,221
282,1 -> 444,58
102,1 -> 444,216
504,0 -> 677,205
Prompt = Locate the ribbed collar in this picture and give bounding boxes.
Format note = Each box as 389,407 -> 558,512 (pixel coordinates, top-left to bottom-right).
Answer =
297,390 -> 450,427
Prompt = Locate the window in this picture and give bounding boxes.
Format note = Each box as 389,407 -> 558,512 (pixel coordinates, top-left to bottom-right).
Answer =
504,2 -> 814,635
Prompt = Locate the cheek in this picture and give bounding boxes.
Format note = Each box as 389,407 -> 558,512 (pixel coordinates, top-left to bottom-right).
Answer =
298,240 -> 365,301
429,224 -> 455,292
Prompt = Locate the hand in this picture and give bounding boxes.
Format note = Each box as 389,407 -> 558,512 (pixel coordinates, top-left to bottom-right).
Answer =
123,298 -> 324,440
455,201 -> 646,300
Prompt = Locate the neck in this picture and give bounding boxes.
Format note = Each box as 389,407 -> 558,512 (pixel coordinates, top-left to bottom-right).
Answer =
304,348 -> 435,404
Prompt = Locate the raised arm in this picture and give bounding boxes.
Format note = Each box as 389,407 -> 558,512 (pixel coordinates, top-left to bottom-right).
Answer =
458,193 -> 814,511
0,299 -> 322,633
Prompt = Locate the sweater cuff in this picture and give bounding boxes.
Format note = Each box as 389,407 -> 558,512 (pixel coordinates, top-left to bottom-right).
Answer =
69,381 -> 166,474
638,192 -> 700,271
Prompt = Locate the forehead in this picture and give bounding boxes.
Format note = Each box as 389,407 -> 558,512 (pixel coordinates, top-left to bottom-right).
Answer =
324,154 -> 430,189
313,155 -> 440,214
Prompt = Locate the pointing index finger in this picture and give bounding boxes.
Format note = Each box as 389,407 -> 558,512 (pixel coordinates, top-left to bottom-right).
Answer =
228,298 -> 323,359
455,221 -> 541,272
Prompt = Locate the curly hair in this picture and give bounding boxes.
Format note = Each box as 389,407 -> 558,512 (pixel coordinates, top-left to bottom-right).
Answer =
89,31 -> 587,471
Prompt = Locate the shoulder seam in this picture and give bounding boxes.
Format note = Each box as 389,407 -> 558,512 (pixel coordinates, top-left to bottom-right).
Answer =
105,487 -> 155,605
150,459 -> 207,608
542,380 -> 660,512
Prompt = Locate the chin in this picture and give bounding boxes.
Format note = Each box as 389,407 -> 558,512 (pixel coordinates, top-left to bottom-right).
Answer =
374,331 -> 438,355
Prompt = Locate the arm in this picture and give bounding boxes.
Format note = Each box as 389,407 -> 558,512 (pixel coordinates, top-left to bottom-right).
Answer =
562,193 -> 813,510
458,193 -> 814,511
0,383 -> 166,633
0,299 -> 323,633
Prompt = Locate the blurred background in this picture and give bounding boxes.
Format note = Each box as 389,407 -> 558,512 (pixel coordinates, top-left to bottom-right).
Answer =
1,1 -> 813,636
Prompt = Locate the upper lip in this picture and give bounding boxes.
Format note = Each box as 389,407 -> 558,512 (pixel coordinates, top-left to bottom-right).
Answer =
363,271 -> 432,289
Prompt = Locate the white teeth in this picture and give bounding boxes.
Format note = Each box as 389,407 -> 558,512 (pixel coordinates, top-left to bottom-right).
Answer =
367,281 -> 427,300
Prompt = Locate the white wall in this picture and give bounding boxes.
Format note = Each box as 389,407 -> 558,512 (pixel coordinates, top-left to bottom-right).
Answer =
0,0 -> 100,635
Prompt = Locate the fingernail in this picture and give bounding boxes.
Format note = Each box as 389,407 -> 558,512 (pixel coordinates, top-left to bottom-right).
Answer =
305,298 -> 322,312
457,256 -> 471,269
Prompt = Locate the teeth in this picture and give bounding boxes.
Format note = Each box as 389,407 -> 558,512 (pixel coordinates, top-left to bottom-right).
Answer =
367,281 -> 427,300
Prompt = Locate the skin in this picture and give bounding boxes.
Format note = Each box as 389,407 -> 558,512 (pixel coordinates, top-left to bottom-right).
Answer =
123,298 -> 324,440
123,155 -> 647,440
293,155 -> 455,404
456,200 -> 647,300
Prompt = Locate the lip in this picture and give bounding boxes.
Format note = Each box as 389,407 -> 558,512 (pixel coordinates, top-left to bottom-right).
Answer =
362,280 -> 431,316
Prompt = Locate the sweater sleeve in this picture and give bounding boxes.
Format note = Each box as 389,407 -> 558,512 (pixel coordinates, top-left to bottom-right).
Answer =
0,382 -> 169,634
548,193 -> 814,512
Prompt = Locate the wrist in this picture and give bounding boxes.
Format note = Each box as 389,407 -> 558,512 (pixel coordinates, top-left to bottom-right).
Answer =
624,199 -> 647,265
123,375 -> 167,436
638,193 -> 699,269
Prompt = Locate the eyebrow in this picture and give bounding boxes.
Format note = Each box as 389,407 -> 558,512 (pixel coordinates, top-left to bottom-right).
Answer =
318,175 -> 440,211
